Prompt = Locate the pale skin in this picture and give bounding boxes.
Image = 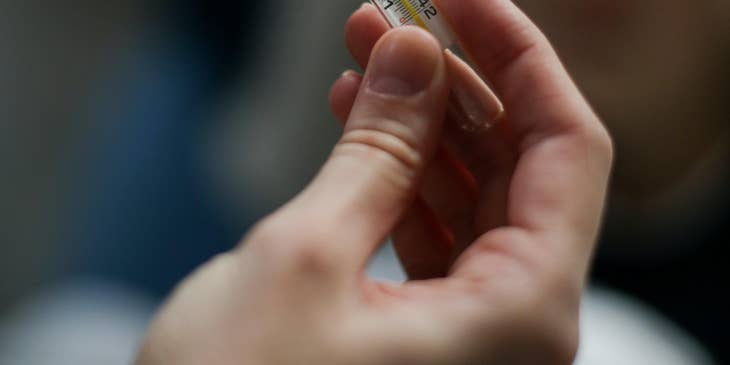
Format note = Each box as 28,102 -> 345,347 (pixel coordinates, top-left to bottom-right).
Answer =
136,0 -> 613,364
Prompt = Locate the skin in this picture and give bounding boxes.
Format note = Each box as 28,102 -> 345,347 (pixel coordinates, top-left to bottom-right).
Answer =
136,0 -> 613,364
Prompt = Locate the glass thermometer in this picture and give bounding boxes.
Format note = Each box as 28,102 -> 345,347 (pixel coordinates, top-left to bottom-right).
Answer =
370,0 -> 504,132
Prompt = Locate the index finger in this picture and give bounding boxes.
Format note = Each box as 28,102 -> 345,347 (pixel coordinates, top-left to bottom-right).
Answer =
437,0 -> 599,138
437,0 -> 614,272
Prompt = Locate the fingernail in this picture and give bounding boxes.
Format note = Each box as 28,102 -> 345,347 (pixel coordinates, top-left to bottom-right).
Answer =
444,49 -> 504,131
367,28 -> 440,96
341,69 -> 361,80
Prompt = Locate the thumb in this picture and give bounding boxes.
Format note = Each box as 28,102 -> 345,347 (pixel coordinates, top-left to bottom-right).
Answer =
286,26 -> 449,269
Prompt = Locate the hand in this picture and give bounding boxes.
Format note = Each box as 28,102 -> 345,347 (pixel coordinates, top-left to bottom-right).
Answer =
136,1 -> 613,364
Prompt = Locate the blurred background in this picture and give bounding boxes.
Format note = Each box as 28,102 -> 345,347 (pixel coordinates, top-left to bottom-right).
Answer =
0,0 -> 727,364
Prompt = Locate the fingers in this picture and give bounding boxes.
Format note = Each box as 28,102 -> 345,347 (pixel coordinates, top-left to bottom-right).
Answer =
346,4 -> 504,131
345,3 -> 390,68
329,70 -> 362,122
329,70 -> 477,280
437,0 -> 601,139
435,0 -> 613,277
343,6 -> 488,240
291,27 -> 450,271
329,70 -> 456,280
342,3 -> 503,182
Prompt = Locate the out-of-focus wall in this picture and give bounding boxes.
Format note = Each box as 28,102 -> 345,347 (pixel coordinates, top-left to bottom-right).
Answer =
0,0 -> 365,308
0,1 -> 153,309
209,0 -> 364,217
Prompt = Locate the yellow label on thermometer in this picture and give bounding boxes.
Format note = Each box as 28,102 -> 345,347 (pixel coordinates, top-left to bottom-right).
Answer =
371,0 -> 456,48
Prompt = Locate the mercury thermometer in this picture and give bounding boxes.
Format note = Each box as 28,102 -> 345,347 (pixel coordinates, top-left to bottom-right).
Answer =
370,0 -> 504,131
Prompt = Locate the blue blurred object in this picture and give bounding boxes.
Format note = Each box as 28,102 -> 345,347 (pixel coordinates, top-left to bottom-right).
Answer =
63,1 -> 263,297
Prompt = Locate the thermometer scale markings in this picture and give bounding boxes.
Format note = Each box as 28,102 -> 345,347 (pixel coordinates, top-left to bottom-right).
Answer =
398,0 -> 427,29
375,0 -> 452,49
382,0 -> 436,30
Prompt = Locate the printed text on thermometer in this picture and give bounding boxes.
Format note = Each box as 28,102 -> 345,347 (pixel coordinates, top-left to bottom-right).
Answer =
380,0 -> 439,23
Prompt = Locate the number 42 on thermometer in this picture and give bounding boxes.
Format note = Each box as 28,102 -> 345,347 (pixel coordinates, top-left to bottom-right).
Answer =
381,0 -> 438,21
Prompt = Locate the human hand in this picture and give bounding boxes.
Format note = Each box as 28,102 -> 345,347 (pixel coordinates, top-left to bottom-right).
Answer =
136,1 -> 613,364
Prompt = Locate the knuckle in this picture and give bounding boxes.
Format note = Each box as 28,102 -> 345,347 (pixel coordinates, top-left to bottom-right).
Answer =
591,123 -> 615,165
580,121 -> 615,167
245,216 -> 340,277
288,240 -> 341,277
483,22 -> 546,77
339,125 -> 424,173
